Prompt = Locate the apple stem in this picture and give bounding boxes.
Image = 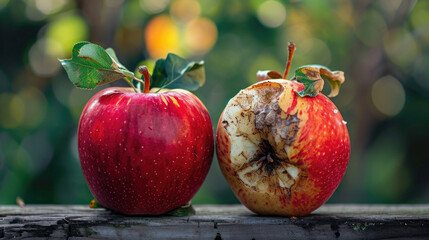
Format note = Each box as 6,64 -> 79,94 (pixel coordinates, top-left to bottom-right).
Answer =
138,66 -> 151,93
283,42 -> 296,79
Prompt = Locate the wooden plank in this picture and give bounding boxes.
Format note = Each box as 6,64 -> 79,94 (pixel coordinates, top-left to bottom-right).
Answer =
0,204 -> 428,239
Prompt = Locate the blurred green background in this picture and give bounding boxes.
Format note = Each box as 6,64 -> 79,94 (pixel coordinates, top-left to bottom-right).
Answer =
0,0 -> 428,205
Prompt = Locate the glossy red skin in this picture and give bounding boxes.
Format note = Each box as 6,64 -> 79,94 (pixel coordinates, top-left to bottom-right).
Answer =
78,87 -> 213,215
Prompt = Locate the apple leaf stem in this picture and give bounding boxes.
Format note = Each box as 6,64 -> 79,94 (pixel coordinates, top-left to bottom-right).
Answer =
126,78 -> 140,93
283,42 -> 296,79
132,76 -> 145,85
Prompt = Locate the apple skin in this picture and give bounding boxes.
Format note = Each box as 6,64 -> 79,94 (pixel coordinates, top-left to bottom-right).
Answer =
216,79 -> 350,216
78,87 -> 213,215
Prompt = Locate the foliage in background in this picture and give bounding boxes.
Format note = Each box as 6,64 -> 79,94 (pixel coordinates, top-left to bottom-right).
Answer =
0,0 -> 429,205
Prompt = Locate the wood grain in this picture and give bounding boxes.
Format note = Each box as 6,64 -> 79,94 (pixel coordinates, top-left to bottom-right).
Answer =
1,204 -> 428,239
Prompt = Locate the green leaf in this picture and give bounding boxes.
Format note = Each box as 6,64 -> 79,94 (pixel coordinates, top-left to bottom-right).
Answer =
151,58 -> 168,88
105,48 -> 134,76
165,202 -> 196,217
105,47 -> 135,84
89,199 -> 101,209
59,42 -> 134,89
293,64 -> 345,98
151,53 -> 205,92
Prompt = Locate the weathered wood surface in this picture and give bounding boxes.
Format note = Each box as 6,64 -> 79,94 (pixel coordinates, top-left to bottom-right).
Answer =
1,204 -> 429,239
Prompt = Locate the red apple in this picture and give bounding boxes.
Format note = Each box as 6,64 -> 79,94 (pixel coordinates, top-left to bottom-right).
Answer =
59,42 -> 213,215
78,87 -> 213,215
216,43 -> 350,216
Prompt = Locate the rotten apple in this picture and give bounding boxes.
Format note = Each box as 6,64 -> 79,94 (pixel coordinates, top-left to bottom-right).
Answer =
216,43 -> 350,216
60,42 -> 213,215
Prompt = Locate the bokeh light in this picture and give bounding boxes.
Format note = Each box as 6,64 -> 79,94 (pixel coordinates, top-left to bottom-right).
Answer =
0,93 -> 25,128
18,87 -> 47,129
139,0 -> 170,14
144,14 -> 180,59
24,0 -> 69,21
25,0 -> 47,21
29,38 -> 62,77
34,0 -> 68,15
170,0 -> 201,23
45,13 -> 89,58
383,28 -> 420,69
184,18 -> 218,55
0,87 -> 47,129
257,0 -> 286,28
410,0 -> 429,28
371,75 -> 406,117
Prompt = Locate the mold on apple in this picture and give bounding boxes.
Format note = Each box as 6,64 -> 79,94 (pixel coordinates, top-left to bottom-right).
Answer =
221,80 -> 307,199
216,42 -> 349,216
